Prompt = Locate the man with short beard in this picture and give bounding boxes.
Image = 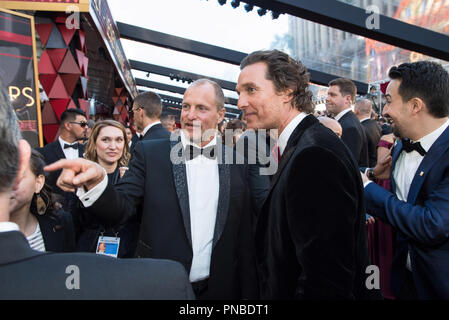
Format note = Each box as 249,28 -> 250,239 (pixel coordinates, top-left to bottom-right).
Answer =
236,50 -> 377,299
361,61 -> 449,299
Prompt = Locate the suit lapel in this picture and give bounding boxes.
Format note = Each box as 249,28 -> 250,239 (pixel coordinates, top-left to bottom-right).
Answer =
390,140 -> 403,193
407,126 -> 449,203
37,214 -> 63,252
170,137 -> 192,247
266,115 -> 318,200
213,143 -> 230,248
78,143 -> 85,158
52,141 -> 66,161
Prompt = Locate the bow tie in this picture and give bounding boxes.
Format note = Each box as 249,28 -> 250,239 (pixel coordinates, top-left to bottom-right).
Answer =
64,143 -> 79,150
184,145 -> 216,161
402,139 -> 426,156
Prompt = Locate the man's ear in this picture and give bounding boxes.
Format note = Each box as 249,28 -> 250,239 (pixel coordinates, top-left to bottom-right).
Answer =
281,88 -> 294,104
218,107 -> 226,123
345,95 -> 353,106
13,139 -> 31,191
410,97 -> 424,115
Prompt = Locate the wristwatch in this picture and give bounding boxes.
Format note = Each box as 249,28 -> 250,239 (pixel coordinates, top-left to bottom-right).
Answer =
367,168 -> 377,181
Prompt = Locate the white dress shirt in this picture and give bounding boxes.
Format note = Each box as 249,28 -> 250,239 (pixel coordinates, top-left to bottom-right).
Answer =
334,107 -> 353,121
277,112 -> 307,156
141,121 -> 161,137
58,136 -> 80,160
181,131 -> 219,282
77,130 -> 220,282
360,117 -> 371,123
0,222 -> 20,233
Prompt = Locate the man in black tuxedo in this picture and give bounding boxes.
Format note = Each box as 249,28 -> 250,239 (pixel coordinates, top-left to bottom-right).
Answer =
354,99 -> 382,167
326,78 -> 369,167
130,91 -> 170,155
37,109 -> 87,209
46,79 -> 258,300
0,87 -> 193,300
236,50 -> 378,299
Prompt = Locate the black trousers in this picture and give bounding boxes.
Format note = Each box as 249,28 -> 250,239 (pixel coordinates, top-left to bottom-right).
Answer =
397,270 -> 418,300
191,278 -> 209,300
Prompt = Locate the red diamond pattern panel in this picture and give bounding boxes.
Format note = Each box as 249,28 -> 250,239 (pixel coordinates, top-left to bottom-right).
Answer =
43,124 -> 60,144
50,99 -> 70,121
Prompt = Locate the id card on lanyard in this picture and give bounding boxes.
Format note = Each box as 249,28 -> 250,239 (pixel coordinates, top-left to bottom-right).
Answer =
96,236 -> 120,258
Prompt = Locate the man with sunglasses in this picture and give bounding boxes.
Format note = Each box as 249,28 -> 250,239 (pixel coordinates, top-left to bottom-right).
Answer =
38,109 -> 87,208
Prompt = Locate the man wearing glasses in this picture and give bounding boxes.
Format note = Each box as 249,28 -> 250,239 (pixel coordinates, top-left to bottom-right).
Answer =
129,91 -> 170,155
38,109 -> 87,208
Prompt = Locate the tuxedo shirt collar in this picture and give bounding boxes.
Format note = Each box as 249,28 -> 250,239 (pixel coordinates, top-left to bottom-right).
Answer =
0,222 -> 19,233
360,117 -> 371,123
58,136 -> 77,149
334,107 -> 353,121
141,121 -> 161,137
180,130 -> 217,150
277,112 -> 307,156
415,118 -> 449,153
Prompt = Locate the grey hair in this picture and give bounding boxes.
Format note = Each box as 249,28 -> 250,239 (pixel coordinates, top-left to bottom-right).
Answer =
354,99 -> 373,116
0,84 -> 21,192
189,79 -> 225,110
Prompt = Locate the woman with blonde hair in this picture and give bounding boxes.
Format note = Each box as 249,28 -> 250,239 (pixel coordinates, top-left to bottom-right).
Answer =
84,120 -> 130,183
74,120 -> 137,257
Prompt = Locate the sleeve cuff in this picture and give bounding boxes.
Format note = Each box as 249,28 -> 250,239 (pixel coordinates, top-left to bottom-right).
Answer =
364,180 -> 373,188
76,169 -> 108,207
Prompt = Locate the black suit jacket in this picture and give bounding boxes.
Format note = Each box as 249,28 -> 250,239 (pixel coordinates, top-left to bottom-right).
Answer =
130,123 -> 170,154
361,119 -> 382,167
236,130 -> 271,218
256,115 -> 379,299
338,111 -> 369,167
87,135 -> 258,299
36,209 -> 76,252
0,230 -> 194,299
37,140 -> 85,196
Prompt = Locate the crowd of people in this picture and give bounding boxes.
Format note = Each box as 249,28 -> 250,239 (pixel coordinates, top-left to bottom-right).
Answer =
1,49 -> 449,300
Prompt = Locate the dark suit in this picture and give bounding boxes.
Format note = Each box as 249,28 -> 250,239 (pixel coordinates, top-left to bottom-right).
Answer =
128,123 -> 171,256
37,140 -> 85,197
0,230 -> 194,299
381,123 -> 393,135
86,135 -> 258,299
256,115 -> 377,299
361,119 -> 382,167
73,168 -> 137,258
36,209 -> 76,252
338,110 -> 369,167
364,126 -> 449,299
130,123 -> 170,155
235,130 -> 271,217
